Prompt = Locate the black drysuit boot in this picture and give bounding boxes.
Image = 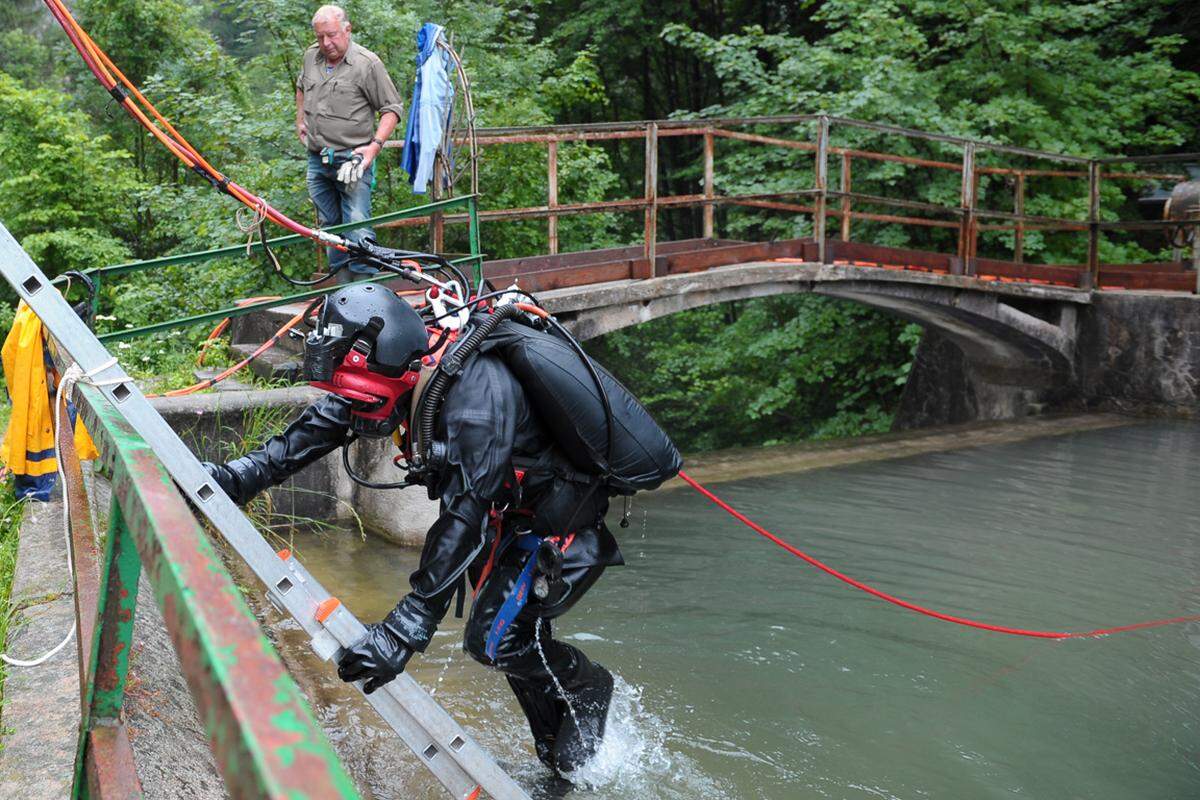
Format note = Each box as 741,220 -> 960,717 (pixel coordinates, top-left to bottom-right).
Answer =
506,675 -> 566,770
552,660 -> 614,775
505,659 -> 614,777
493,633 -> 614,777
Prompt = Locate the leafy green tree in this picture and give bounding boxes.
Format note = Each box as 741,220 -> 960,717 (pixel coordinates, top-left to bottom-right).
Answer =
661,0 -> 1200,262
4,0 -> 1200,445
0,71 -> 138,274
590,295 -> 921,450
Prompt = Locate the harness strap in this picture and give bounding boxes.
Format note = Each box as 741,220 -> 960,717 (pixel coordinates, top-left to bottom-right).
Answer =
472,510 -> 504,599
482,530 -> 575,662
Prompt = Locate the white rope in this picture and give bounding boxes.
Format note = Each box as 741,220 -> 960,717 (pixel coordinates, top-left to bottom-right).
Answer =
2,358 -> 120,668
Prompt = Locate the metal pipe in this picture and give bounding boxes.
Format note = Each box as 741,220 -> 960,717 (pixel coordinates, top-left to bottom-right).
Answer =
644,123 -> 658,264
840,153 -> 852,242
1014,173 -> 1025,263
1087,160 -> 1101,289
959,142 -> 976,275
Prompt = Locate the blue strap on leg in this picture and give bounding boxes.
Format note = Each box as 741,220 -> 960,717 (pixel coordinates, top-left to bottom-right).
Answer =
484,534 -> 541,662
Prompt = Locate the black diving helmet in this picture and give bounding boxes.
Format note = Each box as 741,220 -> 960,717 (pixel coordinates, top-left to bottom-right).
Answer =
303,284 -> 431,437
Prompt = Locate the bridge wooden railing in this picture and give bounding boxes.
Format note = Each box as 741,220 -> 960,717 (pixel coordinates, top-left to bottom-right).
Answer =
383,115 -> 1198,293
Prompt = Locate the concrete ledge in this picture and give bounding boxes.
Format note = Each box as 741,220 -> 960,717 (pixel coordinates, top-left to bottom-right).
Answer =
152,386 -> 438,545
151,386 -> 352,524
0,498 -> 79,800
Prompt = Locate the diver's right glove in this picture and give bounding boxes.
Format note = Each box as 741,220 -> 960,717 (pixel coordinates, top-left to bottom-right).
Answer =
336,606 -> 415,694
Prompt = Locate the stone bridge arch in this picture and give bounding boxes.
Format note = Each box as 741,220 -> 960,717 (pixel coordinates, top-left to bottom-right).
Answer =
541,261 -> 1090,389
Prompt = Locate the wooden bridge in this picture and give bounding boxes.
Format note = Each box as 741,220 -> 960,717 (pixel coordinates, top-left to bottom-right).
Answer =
381,114 -> 1199,294
85,115 -> 1200,418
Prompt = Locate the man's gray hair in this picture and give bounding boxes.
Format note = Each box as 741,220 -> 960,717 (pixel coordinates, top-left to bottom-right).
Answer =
312,5 -> 350,29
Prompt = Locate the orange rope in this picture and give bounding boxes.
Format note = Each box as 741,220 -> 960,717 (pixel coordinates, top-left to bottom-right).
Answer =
196,296 -> 282,366
151,305 -> 311,398
43,0 -> 330,241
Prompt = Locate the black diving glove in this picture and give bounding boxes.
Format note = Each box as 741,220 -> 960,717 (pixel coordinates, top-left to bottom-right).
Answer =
336,607 -> 416,694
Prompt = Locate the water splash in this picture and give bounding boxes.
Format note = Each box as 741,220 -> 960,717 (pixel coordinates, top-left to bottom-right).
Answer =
560,675 -> 731,799
534,617 -> 582,731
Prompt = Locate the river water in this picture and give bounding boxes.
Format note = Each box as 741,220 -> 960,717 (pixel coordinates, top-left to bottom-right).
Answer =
267,419 -> 1200,799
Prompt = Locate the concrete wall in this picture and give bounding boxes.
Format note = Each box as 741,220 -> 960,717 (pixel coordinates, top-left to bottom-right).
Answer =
893,330 -> 1072,429
152,387 -> 437,546
1074,293 -> 1200,415
894,292 -> 1200,428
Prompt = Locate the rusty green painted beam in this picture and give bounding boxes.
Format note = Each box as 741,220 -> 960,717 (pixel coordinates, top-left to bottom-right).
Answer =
58,413 -> 103,710
78,385 -> 360,800
467,196 -> 483,286
90,498 -> 142,720
84,725 -> 142,800
57,414 -> 143,799
72,491 -> 143,800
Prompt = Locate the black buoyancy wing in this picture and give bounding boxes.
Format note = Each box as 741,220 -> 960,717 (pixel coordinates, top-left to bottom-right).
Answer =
484,320 -> 682,492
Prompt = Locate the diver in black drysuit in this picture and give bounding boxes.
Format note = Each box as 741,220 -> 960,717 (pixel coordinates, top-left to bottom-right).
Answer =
206,341 -> 622,775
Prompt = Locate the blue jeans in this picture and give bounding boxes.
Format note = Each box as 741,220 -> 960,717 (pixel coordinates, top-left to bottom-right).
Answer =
306,151 -> 377,281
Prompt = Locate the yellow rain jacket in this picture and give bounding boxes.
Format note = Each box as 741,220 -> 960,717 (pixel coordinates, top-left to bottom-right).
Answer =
1,301 -> 98,500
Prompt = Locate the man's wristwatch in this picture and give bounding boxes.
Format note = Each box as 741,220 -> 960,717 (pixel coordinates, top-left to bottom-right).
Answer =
371,137 -> 385,149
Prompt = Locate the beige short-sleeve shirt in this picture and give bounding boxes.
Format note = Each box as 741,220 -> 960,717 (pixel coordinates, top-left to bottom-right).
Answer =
298,41 -> 404,152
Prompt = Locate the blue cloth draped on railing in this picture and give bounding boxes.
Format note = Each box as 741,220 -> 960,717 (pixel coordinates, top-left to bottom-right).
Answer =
401,23 -> 455,195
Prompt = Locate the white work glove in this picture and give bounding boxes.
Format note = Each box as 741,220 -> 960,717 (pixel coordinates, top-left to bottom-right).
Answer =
337,154 -> 366,187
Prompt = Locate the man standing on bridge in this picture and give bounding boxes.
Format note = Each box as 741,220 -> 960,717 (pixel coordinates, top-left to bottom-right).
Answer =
298,5 -> 404,283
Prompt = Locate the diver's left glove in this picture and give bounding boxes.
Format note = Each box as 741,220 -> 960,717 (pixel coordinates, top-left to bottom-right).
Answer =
336,606 -> 415,694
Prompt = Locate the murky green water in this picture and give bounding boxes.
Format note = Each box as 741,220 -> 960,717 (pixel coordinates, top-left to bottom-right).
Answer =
270,420 -> 1200,799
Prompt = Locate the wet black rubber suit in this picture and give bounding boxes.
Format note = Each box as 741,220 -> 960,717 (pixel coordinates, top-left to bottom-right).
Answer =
208,351 -> 622,774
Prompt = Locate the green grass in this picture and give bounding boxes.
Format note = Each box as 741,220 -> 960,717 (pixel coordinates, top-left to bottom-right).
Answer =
0,479 -> 26,711
0,373 -> 24,712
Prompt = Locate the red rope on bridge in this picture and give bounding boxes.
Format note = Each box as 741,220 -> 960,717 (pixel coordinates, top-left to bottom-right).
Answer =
677,470 -> 1200,640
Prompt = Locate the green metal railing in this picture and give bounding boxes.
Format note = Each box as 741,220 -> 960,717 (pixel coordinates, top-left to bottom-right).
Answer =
87,194 -> 482,343
63,383 -> 360,798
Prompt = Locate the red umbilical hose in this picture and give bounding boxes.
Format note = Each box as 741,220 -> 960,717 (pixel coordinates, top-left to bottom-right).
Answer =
678,470 -> 1200,640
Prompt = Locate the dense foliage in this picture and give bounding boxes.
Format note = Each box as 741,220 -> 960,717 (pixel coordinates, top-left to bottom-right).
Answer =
0,1 -> 1198,449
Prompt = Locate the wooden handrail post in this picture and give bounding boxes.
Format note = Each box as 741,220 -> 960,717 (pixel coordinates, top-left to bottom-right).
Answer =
839,152 -> 852,242
814,115 -> 829,263
644,122 -> 658,264
958,142 -> 976,275
547,140 -> 559,255
703,128 -> 715,239
1086,160 -> 1100,289
1014,171 -> 1025,263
